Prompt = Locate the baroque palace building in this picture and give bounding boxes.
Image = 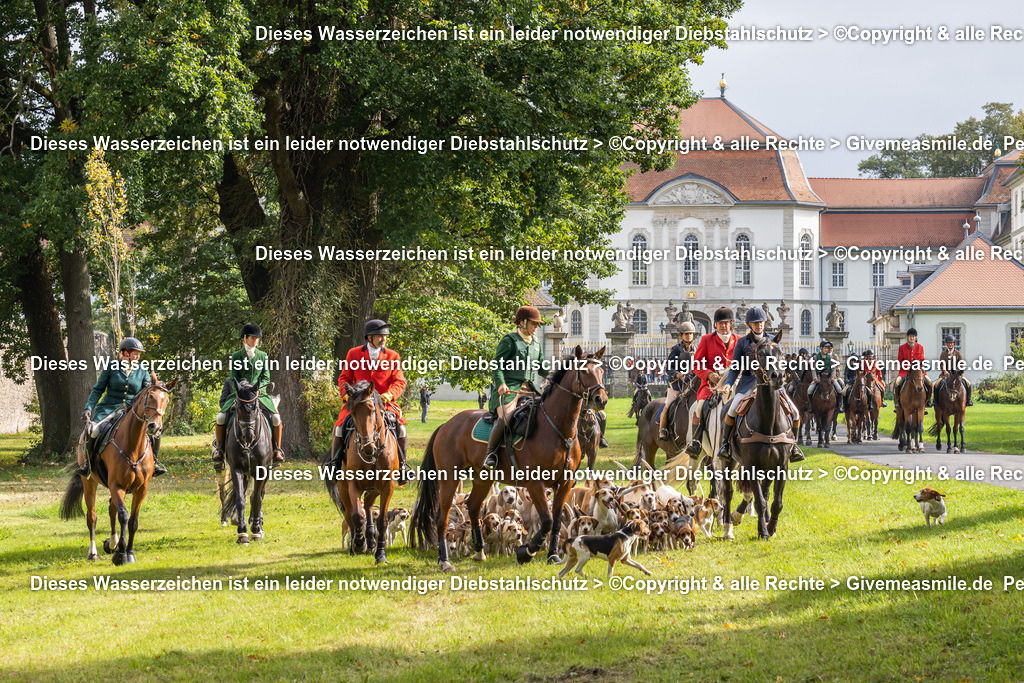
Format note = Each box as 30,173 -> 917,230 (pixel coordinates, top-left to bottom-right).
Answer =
561,96 -> 1024,380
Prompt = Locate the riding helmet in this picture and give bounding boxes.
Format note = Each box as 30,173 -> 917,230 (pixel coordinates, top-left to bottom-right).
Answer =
514,305 -> 544,325
944,334 -> 956,344
119,337 -> 144,353
364,319 -> 391,338
240,322 -> 263,339
863,349 -> 874,357
799,347 -> 809,355
907,327 -> 918,337
823,340 -> 833,348
745,306 -> 767,324
713,306 -> 734,324
678,321 -> 696,334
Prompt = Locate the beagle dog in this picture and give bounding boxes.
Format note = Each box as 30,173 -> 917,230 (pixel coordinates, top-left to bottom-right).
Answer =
593,488 -> 620,534
557,520 -> 652,578
648,522 -> 670,551
913,488 -> 947,527
671,514 -> 696,550
386,507 -> 410,546
482,513 -> 504,555
694,498 -> 722,538
486,485 -> 519,517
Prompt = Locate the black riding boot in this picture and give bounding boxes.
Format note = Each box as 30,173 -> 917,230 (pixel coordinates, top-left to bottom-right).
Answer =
597,411 -> 609,448
397,435 -> 414,485
893,380 -> 901,413
684,417 -> 705,456
966,383 -> 973,406
212,422 -> 226,471
77,432 -> 95,477
717,415 -> 736,461
483,416 -> 506,470
925,383 -> 933,408
329,433 -> 344,468
150,434 -> 167,477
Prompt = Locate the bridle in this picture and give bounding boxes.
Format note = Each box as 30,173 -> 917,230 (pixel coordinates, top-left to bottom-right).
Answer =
112,384 -> 168,472
543,358 -> 607,451
349,390 -> 389,465
233,388 -> 264,455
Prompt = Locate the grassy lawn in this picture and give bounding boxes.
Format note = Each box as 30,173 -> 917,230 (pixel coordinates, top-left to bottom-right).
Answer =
863,402 -> 1024,455
2,399 -> 1024,681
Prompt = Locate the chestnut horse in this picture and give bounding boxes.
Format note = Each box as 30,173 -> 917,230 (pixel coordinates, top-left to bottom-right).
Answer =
788,370 -> 814,445
634,375 -> 699,471
930,370 -> 967,453
60,374 -> 176,565
324,380 -> 399,564
845,372 -> 872,444
893,368 -> 927,452
811,371 -> 838,448
411,347 -> 607,572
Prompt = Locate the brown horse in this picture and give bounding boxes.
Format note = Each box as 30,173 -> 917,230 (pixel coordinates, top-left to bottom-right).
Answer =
60,375 -> 176,565
324,380 -> 399,564
788,371 -> 814,445
578,407 -> 601,471
719,333 -> 794,541
634,375 -> 698,469
811,371 -> 838,448
893,369 -> 927,452
411,346 -> 607,572
930,371 -> 967,453
845,372 -> 872,444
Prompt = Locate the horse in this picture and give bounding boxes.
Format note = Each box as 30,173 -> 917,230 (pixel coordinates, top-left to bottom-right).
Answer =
635,375 -> 698,470
787,371 -> 814,446
866,375 -> 882,441
893,368 -> 928,453
217,379 -> 275,544
845,372 -> 872,445
411,346 -> 607,572
324,380 -> 400,564
811,371 -> 838,448
578,406 -> 601,471
930,370 -> 967,453
60,374 -> 176,565
718,332 -> 794,541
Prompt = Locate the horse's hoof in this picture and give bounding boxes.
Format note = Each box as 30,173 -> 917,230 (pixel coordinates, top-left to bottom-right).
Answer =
112,552 -> 125,566
237,534 -> 249,545
953,448 -> 960,454
723,533 -> 735,541
472,550 -> 486,562
125,553 -> 136,564
375,554 -> 388,565
251,531 -> 264,540
548,554 -> 565,565
221,521 -> 228,527
102,539 -> 114,554
439,561 -> 456,574
515,545 -> 536,565
87,553 -> 98,561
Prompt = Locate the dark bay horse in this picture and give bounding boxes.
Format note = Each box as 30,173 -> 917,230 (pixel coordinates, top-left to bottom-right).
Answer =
788,371 -> 814,445
411,346 -> 607,572
60,374 -> 176,565
930,370 -> 967,453
811,371 -> 838,448
578,407 -> 601,471
218,379 -> 275,544
719,333 -> 794,541
845,372 -> 871,444
325,380 -> 399,564
635,375 -> 698,469
894,369 -> 927,452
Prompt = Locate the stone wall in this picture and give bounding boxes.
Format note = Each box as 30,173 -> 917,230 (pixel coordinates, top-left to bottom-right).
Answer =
0,362 -> 35,434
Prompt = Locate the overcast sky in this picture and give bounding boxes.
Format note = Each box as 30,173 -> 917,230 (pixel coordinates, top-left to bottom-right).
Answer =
689,0 -> 1024,177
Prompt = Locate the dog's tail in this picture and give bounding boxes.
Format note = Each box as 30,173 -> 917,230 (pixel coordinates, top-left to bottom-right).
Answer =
59,472 -> 85,521
410,427 -> 441,550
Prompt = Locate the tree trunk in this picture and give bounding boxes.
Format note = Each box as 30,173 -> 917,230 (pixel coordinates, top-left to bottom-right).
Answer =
274,328 -> 311,456
18,244 -> 72,457
59,243 -> 95,449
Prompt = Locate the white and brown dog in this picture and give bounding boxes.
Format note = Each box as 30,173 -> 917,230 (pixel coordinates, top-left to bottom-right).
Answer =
557,520 -> 652,578
386,507 -> 410,546
913,488 -> 947,527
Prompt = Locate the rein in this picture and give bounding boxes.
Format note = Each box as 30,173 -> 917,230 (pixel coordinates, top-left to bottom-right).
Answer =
350,392 -> 390,465
111,384 -> 167,473
233,391 -> 265,456
541,362 -> 606,452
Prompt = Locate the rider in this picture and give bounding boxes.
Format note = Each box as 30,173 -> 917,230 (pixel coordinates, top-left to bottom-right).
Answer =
893,328 -> 933,413
683,307 -> 738,457
860,349 -> 887,407
936,334 -> 973,406
659,321 -> 697,440
330,319 -> 413,484
78,337 -> 167,478
786,348 -> 813,396
842,353 -> 860,413
483,306 -> 550,470
212,323 -> 284,470
807,340 -> 844,402
717,308 -> 805,463
628,373 -> 652,423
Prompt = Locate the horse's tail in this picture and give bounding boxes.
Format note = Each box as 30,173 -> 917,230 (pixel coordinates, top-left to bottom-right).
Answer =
891,411 -> 904,441
323,458 -> 344,515
220,473 -> 239,520
927,416 -> 943,437
59,473 -> 84,520
410,427 -> 441,550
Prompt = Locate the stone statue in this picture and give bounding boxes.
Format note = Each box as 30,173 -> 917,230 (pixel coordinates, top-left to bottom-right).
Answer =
826,302 -> 844,331
664,300 -> 678,324
776,299 -> 790,327
761,303 -> 775,326
735,298 -> 749,322
623,301 -> 636,332
675,301 -> 694,325
552,309 -> 564,331
612,303 -> 628,332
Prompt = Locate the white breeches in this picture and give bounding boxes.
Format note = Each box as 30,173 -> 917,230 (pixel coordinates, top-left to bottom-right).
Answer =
727,387 -> 754,418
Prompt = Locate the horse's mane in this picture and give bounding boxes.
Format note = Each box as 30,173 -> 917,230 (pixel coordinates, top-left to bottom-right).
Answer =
346,380 -> 376,404
542,353 -> 599,400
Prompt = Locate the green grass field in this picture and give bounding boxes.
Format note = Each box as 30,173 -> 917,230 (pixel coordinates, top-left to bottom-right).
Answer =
2,399 -> 1024,681
867,402 -> 1024,455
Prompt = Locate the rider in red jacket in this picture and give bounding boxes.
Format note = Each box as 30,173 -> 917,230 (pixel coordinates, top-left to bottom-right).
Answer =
893,327 -> 932,413
683,307 -> 738,457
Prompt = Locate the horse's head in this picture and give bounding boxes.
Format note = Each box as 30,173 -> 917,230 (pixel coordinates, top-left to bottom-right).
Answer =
135,375 -> 177,437
754,332 -> 785,391
234,379 -> 260,414
345,380 -> 382,458
575,345 -> 608,409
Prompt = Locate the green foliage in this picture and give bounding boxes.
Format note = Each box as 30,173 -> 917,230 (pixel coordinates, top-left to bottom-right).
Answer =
977,372 -> 1024,404
304,375 -> 340,457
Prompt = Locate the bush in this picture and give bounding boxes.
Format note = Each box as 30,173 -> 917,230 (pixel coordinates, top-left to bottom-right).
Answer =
305,375 -> 341,457
976,372 -> 1024,404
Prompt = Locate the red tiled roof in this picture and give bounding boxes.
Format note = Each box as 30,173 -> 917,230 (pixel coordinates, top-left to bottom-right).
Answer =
675,98 -> 780,142
897,232 -> 1024,307
808,177 -> 987,209
624,150 -> 795,202
820,212 -> 974,249
780,150 -> 822,203
976,166 -> 1015,205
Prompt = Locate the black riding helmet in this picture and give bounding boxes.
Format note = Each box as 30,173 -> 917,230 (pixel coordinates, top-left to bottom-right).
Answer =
119,337 -> 144,353
364,319 -> 391,338
944,334 -> 956,344
241,322 -> 263,339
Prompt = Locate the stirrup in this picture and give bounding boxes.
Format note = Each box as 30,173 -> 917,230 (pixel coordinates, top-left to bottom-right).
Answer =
76,462 -> 91,477
152,461 -> 167,477
273,449 -> 285,465
684,439 -> 702,456
790,447 -> 805,463
482,450 -> 498,470
658,428 -> 669,440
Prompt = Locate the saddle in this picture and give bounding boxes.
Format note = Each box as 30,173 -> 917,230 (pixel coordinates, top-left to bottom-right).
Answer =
336,409 -> 401,465
735,387 -> 801,427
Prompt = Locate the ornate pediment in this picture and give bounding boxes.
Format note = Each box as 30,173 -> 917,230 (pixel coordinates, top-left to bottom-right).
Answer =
650,180 -> 732,206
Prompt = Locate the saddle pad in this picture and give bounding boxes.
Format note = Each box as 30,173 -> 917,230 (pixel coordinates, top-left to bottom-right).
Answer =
471,416 -> 526,445
652,402 -> 666,422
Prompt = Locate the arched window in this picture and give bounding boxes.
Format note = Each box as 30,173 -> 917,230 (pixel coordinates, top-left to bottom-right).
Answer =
632,309 -> 648,335
570,310 -> 583,336
734,234 -> 751,286
799,235 -> 812,287
683,234 -> 699,285
631,235 -> 649,286
800,309 -> 812,336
